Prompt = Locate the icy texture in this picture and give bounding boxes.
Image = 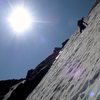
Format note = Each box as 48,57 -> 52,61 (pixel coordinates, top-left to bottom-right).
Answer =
26,2 -> 100,100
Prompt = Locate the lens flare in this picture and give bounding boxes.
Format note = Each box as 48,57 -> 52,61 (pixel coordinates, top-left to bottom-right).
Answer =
89,92 -> 94,97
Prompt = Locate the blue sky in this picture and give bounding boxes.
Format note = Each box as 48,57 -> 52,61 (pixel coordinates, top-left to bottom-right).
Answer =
0,0 -> 94,80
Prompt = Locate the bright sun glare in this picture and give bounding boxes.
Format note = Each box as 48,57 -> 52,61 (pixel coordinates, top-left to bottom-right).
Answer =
8,7 -> 32,33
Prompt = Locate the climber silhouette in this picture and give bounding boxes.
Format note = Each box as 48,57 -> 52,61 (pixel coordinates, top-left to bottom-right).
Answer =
77,17 -> 88,33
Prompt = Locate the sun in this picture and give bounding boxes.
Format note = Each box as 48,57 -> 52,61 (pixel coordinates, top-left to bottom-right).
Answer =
8,7 -> 32,33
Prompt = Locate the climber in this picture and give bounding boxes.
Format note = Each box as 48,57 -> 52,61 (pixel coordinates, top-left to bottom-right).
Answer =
77,17 -> 88,33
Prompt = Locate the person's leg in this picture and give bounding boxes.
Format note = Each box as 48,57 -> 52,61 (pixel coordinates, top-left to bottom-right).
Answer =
82,25 -> 86,30
80,26 -> 82,33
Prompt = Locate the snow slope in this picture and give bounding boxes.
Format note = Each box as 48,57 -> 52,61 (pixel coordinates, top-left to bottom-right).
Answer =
26,2 -> 100,100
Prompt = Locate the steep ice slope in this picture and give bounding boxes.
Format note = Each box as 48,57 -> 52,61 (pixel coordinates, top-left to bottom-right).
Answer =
26,2 -> 100,100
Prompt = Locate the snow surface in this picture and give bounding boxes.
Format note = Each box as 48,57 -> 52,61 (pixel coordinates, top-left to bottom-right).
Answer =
26,2 -> 100,100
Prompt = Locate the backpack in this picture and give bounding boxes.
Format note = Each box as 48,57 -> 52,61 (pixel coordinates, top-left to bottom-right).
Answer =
77,20 -> 82,26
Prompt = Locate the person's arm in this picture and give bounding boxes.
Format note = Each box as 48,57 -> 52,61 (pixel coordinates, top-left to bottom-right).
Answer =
83,21 -> 88,25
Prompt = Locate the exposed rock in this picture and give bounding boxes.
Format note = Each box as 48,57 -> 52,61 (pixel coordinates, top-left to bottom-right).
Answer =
3,47 -> 61,100
26,47 -> 61,81
0,79 -> 24,100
